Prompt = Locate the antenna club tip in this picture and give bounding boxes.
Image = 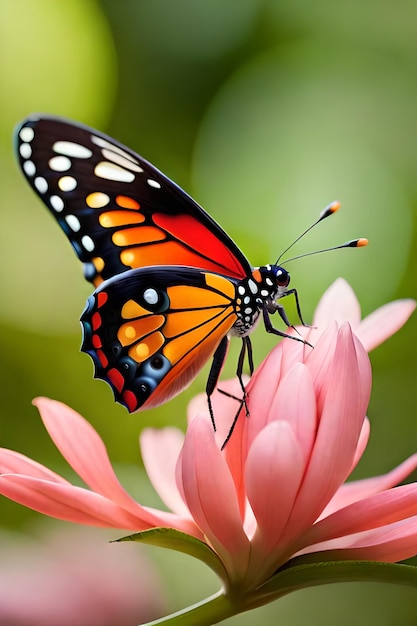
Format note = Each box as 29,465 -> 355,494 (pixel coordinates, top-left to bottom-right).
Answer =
320,200 -> 341,220
357,238 -> 369,247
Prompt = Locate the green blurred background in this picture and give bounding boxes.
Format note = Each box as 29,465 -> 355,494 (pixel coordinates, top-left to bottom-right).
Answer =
1,1 -> 417,623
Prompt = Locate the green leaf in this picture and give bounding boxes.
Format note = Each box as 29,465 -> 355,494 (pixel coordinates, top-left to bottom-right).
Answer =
115,527 -> 227,581
253,559 -> 417,607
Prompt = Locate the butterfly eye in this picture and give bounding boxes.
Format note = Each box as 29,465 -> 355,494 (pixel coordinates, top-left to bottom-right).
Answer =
275,268 -> 290,288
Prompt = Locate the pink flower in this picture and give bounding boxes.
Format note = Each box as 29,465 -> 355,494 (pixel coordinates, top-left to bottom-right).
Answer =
0,279 -> 416,621
0,525 -> 164,625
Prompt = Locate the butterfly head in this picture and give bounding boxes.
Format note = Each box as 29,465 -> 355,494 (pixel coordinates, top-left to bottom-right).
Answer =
272,265 -> 291,297
254,264 -> 291,302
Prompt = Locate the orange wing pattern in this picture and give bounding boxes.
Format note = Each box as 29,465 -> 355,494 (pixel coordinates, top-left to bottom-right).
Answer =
81,266 -> 238,411
16,115 -> 251,287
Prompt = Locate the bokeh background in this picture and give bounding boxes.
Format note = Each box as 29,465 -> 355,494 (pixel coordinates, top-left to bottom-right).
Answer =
1,1 -> 417,623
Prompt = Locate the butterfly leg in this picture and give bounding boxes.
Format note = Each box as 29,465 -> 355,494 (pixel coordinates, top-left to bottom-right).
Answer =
218,336 -> 253,450
263,304 -> 313,347
206,335 -> 230,431
218,336 -> 252,410
282,287 -> 308,326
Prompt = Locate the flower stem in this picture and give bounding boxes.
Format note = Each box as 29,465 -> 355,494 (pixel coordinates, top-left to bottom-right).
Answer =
141,589 -> 240,626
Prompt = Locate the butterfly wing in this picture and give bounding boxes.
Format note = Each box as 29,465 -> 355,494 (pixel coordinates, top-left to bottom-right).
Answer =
81,266 -> 238,411
15,115 -> 251,286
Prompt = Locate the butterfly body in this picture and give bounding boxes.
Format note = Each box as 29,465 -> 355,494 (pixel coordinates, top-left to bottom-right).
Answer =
15,115 -> 298,422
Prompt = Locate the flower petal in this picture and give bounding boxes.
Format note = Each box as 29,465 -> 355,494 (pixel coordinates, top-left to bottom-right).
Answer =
312,278 -> 361,331
347,416 -> 370,474
0,475 -> 150,529
180,416 -> 250,580
281,324 -> 371,543
311,517 -> 417,564
140,427 -> 190,517
33,398 -> 158,524
32,398 -> 198,532
246,421 -> 304,547
266,363 -> 317,464
0,449 -> 69,484
303,484 -> 417,548
357,299 -> 416,352
321,453 -> 417,518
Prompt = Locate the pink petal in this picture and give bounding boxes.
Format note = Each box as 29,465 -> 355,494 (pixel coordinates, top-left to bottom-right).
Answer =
312,517 -> 417,563
180,417 -> 250,576
347,416 -> 370,474
321,454 -> 417,518
304,484 -> 417,547
244,343 -> 285,438
312,279 -> 362,331
0,475 -> 150,529
266,363 -> 317,464
140,428 -> 190,517
0,449 -> 69,484
282,325 -> 371,543
246,421 -> 304,548
304,321 -> 339,392
187,380 -> 251,516
357,299 -> 416,352
33,398 -> 157,524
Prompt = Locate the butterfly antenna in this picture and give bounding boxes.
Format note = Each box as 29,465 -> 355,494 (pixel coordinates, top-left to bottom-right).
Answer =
276,200 -> 342,264
282,237 -> 368,264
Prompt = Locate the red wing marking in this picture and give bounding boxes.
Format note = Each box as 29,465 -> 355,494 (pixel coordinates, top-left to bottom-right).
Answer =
108,368 -> 125,392
154,213 -> 247,278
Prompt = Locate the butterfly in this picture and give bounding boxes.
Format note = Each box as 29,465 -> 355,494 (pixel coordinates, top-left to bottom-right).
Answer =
15,115 -> 366,440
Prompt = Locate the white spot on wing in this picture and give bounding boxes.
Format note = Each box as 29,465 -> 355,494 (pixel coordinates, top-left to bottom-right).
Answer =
23,160 -> 36,176
34,177 -> 48,193
91,135 -> 140,165
248,279 -> 258,294
81,235 -> 95,252
65,214 -> 81,232
49,156 -> 71,172
19,127 -> 34,142
19,143 -> 32,159
53,141 -> 93,159
101,149 -> 143,173
58,176 -> 77,192
50,195 -> 64,212
147,179 -> 161,189
95,161 -> 135,183
143,288 -> 158,305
